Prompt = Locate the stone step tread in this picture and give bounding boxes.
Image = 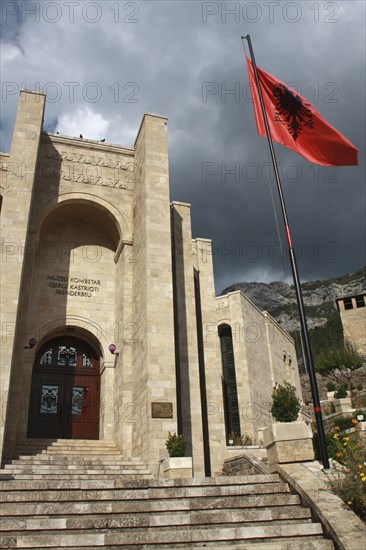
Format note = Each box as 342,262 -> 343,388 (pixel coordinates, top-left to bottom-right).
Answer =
14,446 -> 122,450
13,541 -> 333,550
7,457 -> 142,463
0,521 -> 316,538
3,465 -> 148,472
168,541 -> 334,550
0,474 -> 281,490
13,451 -> 122,456
1,482 -> 291,501
0,494 -> 302,515
0,507 -> 313,531
13,449 -> 122,455
16,440 -> 117,446
0,523 -> 326,548
1,473 -> 153,481
15,445 -> 120,450
11,454 -> 134,464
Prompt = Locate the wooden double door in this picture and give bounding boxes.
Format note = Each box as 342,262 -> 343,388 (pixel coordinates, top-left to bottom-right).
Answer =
27,337 -> 100,440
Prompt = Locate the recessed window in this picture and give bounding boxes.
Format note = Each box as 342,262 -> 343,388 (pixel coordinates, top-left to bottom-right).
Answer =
343,297 -> 353,310
219,325 -> 241,443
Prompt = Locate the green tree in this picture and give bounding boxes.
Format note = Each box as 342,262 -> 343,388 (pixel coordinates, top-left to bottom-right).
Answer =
314,343 -> 363,386
271,382 -> 301,422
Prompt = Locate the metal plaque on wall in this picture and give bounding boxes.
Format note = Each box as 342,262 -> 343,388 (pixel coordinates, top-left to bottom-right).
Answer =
151,402 -> 173,418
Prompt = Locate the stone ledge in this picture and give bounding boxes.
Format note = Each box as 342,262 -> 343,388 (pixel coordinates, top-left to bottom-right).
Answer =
263,421 -> 313,446
276,461 -> 366,550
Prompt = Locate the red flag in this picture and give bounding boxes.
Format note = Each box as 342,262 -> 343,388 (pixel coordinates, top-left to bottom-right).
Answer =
247,59 -> 358,166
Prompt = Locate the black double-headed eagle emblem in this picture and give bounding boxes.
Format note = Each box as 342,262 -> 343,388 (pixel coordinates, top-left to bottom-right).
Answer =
273,84 -> 313,141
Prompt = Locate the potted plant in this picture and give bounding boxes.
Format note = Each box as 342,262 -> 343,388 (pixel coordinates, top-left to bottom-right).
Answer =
161,432 -> 192,478
334,384 -> 353,413
263,382 -> 314,472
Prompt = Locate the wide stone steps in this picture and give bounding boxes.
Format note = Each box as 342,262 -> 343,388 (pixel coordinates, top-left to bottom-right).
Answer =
11,439 -> 124,457
1,506 -> 313,530
0,475 -> 335,549
171,543 -> 334,550
1,439 -> 151,480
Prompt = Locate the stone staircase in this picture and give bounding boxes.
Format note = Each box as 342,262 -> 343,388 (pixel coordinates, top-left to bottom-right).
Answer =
0,440 -> 335,549
0,439 -> 151,481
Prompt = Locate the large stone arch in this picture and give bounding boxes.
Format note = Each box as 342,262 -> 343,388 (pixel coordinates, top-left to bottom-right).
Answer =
37,192 -> 133,250
34,320 -> 104,360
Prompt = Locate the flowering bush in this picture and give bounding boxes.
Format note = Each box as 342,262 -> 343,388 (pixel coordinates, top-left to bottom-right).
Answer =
326,419 -> 366,521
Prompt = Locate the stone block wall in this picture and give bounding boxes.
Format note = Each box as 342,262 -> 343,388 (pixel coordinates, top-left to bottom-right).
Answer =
337,295 -> 366,358
216,291 -> 301,443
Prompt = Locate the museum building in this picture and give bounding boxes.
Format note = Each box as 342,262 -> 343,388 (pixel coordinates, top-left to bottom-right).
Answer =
0,90 -> 300,476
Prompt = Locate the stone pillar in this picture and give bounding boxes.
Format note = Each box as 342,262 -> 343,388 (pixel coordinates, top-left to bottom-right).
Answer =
171,202 -> 205,476
194,238 -> 226,475
0,91 -> 45,461
132,113 -> 177,474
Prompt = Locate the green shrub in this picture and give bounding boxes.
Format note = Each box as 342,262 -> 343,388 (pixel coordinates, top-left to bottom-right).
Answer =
270,382 -> 301,422
334,384 -> 348,399
334,415 -> 356,432
165,432 -> 186,457
326,382 -> 336,392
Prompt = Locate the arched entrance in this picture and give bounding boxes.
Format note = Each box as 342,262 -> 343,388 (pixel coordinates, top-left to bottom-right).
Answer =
27,336 -> 100,439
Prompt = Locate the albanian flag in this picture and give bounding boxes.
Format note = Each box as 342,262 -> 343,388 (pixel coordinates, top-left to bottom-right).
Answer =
247,59 -> 358,166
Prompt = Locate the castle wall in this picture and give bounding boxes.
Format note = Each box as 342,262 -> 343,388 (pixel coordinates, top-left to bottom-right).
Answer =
337,295 -> 366,358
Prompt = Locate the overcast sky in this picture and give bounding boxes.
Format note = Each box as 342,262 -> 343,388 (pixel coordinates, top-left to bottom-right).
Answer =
1,0 -> 365,293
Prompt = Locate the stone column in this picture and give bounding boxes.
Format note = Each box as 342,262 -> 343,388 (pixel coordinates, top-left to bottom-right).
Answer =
132,113 -> 177,474
171,202 -> 205,476
0,90 -> 46,461
194,238 -> 226,475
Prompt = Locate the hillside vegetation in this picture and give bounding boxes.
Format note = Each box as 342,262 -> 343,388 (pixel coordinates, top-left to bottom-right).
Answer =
221,266 -> 366,363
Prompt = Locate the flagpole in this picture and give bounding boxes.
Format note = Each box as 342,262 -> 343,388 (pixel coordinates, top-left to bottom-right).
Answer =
243,34 -> 330,469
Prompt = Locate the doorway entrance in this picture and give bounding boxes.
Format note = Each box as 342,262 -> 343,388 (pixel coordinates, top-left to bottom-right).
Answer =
27,337 -> 100,439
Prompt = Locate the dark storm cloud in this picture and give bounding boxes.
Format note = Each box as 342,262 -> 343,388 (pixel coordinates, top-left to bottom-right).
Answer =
1,0 -> 364,292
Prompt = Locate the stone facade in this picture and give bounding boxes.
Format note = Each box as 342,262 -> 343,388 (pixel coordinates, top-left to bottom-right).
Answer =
0,91 -> 300,476
336,294 -> 366,358
216,291 -> 301,444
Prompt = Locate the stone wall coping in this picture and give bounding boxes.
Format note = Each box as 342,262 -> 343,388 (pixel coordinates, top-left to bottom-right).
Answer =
43,132 -> 135,155
193,237 -> 212,244
216,291 -> 295,345
21,88 -> 46,97
223,451 -> 269,475
277,461 -> 366,550
262,310 -> 296,344
171,201 -> 191,208
324,410 -> 357,423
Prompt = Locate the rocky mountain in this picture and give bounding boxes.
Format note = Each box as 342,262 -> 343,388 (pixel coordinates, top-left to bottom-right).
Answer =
221,267 -> 366,333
